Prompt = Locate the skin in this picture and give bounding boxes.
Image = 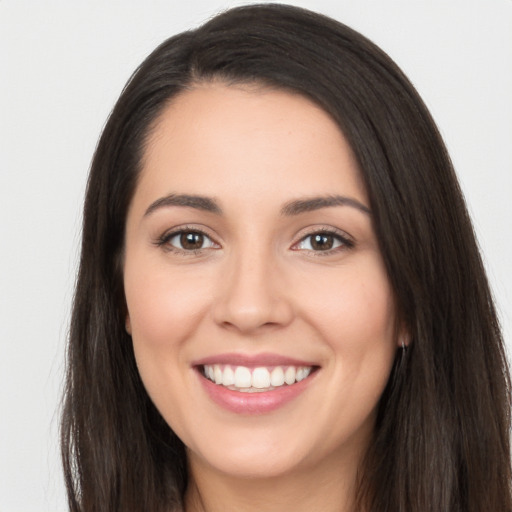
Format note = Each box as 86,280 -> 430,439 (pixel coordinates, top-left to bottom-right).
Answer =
123,83 -> 400,512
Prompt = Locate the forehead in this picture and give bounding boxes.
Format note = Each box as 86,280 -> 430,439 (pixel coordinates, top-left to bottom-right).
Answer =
134,83 -> 367,212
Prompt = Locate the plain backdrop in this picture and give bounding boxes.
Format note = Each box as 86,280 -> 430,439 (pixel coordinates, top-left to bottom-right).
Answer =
1,1 -> 511,510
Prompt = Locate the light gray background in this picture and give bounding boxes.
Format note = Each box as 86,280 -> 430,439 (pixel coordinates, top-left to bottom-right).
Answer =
1,1 -> 511,510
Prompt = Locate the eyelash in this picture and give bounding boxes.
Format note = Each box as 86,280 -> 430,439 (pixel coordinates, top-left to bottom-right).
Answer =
155,226 -> 354,256
155,226 -> 218,255
291,227 -> 354,255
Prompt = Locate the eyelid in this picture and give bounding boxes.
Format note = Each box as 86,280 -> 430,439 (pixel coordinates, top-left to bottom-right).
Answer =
153,224 -> 353,255
154,224 -> 221,253
290,225 -> 355,253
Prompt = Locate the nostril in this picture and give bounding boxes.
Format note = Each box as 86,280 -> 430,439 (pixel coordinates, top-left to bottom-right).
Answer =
211,262 -> 294,332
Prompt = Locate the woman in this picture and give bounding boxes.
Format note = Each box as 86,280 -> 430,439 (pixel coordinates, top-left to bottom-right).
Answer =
61,4 -> 512,511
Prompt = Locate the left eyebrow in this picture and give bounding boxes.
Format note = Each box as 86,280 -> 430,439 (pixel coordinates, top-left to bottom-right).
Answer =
144,193 -> 222,217
280,195 -> 371,216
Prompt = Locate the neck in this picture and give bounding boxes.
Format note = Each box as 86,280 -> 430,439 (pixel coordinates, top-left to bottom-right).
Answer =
184,446 -> 363,512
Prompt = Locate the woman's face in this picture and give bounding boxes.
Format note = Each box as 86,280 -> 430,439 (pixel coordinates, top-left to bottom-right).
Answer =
123,84 -> 399,480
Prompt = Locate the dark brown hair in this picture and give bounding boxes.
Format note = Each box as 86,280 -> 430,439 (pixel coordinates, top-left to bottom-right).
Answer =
61,4 -> 511,511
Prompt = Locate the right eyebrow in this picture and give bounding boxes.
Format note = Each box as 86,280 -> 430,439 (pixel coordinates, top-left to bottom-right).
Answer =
280,194 -> 371,216
143,193 -> 223,217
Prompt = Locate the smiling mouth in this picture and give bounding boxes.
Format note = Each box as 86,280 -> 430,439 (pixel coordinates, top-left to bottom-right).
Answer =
200,364 -> 317,393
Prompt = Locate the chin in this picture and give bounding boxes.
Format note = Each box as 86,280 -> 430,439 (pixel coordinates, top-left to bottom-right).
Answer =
186,436 -> 311,480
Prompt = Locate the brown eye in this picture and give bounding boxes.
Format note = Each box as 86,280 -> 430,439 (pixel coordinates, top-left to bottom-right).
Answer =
180,232 -> 204,250
294,231 -> 351,252
163,230 -> 217,252
310,234 -> 334,250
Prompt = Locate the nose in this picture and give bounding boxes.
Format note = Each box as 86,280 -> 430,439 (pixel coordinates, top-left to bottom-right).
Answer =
212,246 -> 294,334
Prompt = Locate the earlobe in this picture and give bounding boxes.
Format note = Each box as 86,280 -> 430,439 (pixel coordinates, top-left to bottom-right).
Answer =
397,327 -> 410,350
125,316 -> 132,336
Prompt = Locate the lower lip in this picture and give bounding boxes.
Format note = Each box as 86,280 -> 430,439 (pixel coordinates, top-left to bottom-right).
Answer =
197,369 -> 317,415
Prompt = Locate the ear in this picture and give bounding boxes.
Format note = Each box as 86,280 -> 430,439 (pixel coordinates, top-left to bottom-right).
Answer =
125,315 -> 132,335
397,325 -> 410,349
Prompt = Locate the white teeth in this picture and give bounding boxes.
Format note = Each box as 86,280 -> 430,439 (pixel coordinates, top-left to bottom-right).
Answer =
296,367 -> 310,382
203,364 -> 314,390
284,366 -> 296,385
299,367 -> 312,382
223,366 -> 235,386
234,366 -> 252,388
270,366 -> 285,387
252,367 -> 271,389
214,364 -> 223,384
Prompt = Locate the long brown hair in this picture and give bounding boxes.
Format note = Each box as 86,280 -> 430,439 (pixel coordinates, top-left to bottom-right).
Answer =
61,4 -> 511,511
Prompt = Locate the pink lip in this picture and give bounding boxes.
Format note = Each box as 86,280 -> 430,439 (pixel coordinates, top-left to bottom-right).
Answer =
193,352 -> 319,415
198,374 -> 316,414
192,352 -> 317,368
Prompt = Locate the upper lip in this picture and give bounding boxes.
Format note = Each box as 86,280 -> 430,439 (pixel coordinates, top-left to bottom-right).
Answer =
192,352 -> 319,368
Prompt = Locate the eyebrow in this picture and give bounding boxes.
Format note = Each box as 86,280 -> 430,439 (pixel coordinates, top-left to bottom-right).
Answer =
280,195 -> 371,216
143,193 -> 371,218
144,194 -> 222,217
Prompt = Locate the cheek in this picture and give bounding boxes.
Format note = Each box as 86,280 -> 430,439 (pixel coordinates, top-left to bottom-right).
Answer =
123,259 -> 212,430
123,255 -> 215,411
304,257 -> 396,348
299,255 -> 397,406
124,258 -> 211,350
304,258 -> 397,434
